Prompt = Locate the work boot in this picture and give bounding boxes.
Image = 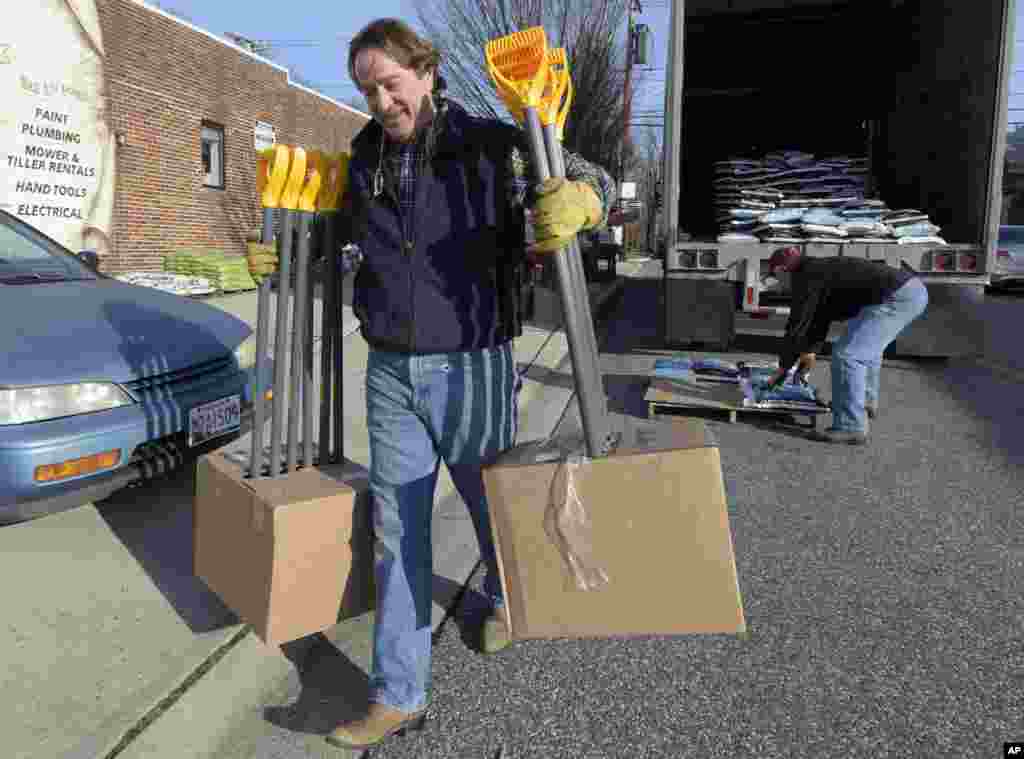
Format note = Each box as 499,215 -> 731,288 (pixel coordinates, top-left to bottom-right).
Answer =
813,428 -> 868,445
325,703 -> 426,750
481,605 -> 512,654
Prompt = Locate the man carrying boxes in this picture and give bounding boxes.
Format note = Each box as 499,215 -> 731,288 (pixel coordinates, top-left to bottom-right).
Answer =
323,18 -> 616,750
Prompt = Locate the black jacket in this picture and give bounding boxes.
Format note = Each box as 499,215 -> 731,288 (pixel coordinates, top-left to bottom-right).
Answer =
344,102 -> 529,354
780,257 -> 916,368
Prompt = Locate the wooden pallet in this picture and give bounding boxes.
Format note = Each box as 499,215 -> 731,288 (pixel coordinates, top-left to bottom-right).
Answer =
644,381 -> 828,427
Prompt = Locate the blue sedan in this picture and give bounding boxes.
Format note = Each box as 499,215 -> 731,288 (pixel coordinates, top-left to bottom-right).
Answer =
0,210 -> 259,524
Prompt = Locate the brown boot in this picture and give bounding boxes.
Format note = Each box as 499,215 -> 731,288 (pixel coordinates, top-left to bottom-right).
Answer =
325,702 -> 426,750
481,606 -> 512,654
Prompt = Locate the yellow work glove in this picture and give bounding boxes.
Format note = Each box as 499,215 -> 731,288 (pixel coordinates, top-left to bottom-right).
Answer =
528,178 -> 603,254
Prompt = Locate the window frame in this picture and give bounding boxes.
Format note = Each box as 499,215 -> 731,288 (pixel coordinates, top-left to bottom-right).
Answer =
201,122 -> 226,190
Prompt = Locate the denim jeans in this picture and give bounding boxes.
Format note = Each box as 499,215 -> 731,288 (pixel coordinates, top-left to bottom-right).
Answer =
365,342 -> 521,713
831,278 -> 928,432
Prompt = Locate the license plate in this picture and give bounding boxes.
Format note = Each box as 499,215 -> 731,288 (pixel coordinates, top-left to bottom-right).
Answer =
188,395 -> 241,447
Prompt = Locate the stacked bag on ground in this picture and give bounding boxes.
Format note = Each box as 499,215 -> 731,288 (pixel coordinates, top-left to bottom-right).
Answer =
650,356 -> 779,395
164,249 -> 258,293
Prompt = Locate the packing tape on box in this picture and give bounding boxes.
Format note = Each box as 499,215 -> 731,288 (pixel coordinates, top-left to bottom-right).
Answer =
543,452 -> 611,592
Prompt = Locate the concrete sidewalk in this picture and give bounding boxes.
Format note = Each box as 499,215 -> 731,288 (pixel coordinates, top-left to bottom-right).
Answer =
87,267 -> 639,759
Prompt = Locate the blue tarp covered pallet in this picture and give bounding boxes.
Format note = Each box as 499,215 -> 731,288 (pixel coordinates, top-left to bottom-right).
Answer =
645,354 -> 830,425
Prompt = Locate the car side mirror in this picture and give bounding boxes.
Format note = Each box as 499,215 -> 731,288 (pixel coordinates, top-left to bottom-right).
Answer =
78,250 -> 99,270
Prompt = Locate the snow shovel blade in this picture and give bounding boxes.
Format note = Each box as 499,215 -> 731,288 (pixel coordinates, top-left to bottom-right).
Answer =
278,147 -> 307,211
485,27 -> 549,112
539,48 -> 570,131
259,144 -> 291,209
496,48 -> 571,132
318,153 -> 350,212
299,150 -> 324,213
549,48 -> 574,141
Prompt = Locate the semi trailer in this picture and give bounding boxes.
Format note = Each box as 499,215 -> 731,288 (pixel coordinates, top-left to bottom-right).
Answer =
659,0 -> 1014,356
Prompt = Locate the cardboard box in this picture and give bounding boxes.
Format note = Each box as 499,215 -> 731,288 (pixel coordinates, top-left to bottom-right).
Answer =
482,415 -> 746,639
194,452 -> 375,646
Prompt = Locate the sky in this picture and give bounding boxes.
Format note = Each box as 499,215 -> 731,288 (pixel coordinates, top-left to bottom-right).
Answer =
148,0 -> 1022,140
147,0 -> 672,137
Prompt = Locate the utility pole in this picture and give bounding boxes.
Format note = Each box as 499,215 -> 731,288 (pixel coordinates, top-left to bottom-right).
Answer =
661,0 -> 684,259
621,0 -> 642,185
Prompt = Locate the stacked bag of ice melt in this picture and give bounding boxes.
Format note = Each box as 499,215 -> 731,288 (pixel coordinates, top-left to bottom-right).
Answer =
713,151 -> 947,245
650,356 -> 830,412
650,356 -> 779,395
164,249 -> 258,293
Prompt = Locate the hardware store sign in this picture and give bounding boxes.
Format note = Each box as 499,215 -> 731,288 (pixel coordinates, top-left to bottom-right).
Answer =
1,1 -> 116,256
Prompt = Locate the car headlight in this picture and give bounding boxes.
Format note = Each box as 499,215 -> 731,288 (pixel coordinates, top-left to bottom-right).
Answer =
233,334 -> 258,371
0,383 -> 134,425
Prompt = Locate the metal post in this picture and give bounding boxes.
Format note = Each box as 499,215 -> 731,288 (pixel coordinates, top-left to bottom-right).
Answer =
249,277 -> 271,478
662,0 -> 684,253
621,0 -> 636,186
319,214 -> 336,464
269,210 -> 295,477
543,124 -> 605,414
303,227 -> 315,470
287,212 -> 312,474
332,236 -> 345,465
261,208 -> 275,245
525,108 -> 608,459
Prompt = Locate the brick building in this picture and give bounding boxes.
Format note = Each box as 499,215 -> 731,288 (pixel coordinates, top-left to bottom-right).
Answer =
95,0 -> 369,273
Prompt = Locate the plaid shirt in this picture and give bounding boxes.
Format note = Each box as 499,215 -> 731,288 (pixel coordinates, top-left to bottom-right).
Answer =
383,99 -> 615,244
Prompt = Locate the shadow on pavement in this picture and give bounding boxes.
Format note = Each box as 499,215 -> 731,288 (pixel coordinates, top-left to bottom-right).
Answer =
264,633 -> 370,736
94,459 -> 241,634
444,580 -> 494,655
933,361 -> 1024,470
90,298 -> 248,633
432,572 -> 470,623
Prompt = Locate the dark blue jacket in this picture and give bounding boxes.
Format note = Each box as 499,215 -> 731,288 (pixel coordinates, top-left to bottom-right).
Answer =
346,103 -> 528,354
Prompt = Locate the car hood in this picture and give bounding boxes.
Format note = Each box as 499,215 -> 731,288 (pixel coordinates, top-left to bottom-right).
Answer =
3,279 -> 251,387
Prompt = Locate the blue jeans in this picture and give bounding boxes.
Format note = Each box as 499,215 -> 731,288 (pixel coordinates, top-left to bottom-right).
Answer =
365,342 -> 521,713
831,279 -> 928,432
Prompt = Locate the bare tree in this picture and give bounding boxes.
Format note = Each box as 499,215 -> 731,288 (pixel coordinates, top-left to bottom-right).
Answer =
414,0 -> 634,176
633,126 -> 662,250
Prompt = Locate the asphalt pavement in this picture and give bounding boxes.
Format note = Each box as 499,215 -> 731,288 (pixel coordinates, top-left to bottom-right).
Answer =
0,266 -> 634,759
5,263 -> 1021,759
354,262 -> 1023,759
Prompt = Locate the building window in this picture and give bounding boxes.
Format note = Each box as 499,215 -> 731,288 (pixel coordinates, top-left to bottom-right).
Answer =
201,124 -> 225,188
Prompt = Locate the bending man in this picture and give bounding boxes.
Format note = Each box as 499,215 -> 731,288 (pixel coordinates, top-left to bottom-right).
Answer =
766,246 -> 928,444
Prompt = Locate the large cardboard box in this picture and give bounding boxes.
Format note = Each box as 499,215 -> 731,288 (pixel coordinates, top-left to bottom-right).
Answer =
482,415 -> 746,639
194,451 -> 375,646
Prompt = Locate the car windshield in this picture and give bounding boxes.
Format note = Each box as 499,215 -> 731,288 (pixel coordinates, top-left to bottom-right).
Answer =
0,212 -> 98,282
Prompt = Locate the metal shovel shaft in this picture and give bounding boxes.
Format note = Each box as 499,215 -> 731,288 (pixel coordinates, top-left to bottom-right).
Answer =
332,246 -> 344,465
269,210 -> 295,477
249,277 -> 271,478
542,124 -> 604,412
523,109 -> 609,458
304,231 -> 315,471
288,212 -> 312,473
261,208 -> 275,245
319,215 -> 336,464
